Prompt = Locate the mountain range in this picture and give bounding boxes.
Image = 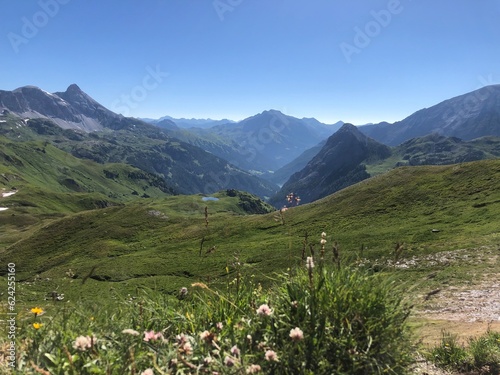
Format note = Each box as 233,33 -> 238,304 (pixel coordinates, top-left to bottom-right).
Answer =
0,85 -> 277,198
1,83 -> 500,207
270,124 -> 500,206
359,85 -> 500,145
144,110 -> 343,175
142,116 -> 235,129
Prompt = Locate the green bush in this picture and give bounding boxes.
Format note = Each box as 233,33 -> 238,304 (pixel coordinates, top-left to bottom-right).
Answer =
8,262 -> 414,374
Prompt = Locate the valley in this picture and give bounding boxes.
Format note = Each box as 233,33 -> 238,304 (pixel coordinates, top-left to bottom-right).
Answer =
1,83 -> 499,374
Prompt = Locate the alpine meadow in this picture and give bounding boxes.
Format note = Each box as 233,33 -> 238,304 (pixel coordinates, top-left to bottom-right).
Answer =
1,2 -> 500,374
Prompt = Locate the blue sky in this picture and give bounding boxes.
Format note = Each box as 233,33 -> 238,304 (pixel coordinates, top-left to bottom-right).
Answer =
1,0 -> 499,124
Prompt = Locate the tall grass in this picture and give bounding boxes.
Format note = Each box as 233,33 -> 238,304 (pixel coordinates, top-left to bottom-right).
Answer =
429,330 -> 500,374
5,260 -> 414,374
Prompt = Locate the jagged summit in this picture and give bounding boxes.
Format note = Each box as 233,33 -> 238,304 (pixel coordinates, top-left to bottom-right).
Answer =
0,84 -> 118,131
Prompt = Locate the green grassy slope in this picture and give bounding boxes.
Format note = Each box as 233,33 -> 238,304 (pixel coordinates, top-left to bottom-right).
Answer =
0,136 -> 176,248
366,134 -> 500,176
2,160 -> 499,303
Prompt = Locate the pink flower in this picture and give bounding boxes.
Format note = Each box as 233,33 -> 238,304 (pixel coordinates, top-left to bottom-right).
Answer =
143,330 -> 163,342
216,322 -> 223,330
203,356 -> 212,366
224,356 -> 235,367
73,335 -> 95,351
141,369 -> 154,375
246,364 -> 262,373
256,304 -> 272,316
176,333 -> 188,345
181,342 -> 193,355
230,344 -> 240,357
265,350 -> 279,362
200,330 -> 211,342
289,327 -> 304,341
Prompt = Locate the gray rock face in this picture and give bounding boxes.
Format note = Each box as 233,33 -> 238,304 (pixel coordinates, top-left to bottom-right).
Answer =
0,84 -> 120,131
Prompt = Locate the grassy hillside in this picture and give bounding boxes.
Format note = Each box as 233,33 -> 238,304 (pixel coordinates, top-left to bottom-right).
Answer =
2,160 -> 499,305
366,133 -> 500,176
0,136 -> 176,248
0,114 -> 279,198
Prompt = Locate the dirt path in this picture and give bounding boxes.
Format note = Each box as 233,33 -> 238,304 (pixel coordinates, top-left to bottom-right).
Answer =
413,270 -> 500,345
399,246 -> 500,373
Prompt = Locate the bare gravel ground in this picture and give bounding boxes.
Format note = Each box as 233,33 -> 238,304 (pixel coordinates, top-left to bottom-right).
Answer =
407,246 -> 500,374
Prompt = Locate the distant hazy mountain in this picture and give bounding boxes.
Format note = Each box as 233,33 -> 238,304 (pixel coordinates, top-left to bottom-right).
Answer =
270,124 -> 391,206
170,110 -> 343,174
263,140 -> 327,185
143,115 -> 235,129
0,85 -> 278,198
360,85 -> 500,145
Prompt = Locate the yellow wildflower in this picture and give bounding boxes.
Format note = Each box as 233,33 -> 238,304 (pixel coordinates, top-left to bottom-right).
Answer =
33,323 -> 42,329
31,307 -> 44,316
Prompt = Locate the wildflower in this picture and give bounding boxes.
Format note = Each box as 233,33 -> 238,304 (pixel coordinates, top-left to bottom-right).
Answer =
321,232 -> 326,238
320,239 -> 327,245
203,356 -> 212,366
216,322 -> 223,330
289,327 -> 304,342
32,322 -> 42,329
179,287 -> 188,298
265,350 -> 279,362
141,369 -> 154,375
246,334 -> 253,343
143,330 -> 163,342
176,333 -> 188,345
200,330 -> 216,344
31,307 -> 44,316
122,328 -> 140,336
246,364 -> 262,373
231,345 -> 240,357
306,257 -> 315,270
256,304 -> 272,317
181,342 -> 193,355
224,356 -> 236,367
291,300 -> 298,308
169,358 -> 178,367
73,335 -> 94,351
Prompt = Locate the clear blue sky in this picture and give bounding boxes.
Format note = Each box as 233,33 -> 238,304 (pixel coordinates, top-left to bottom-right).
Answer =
1,0 -> 499,124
